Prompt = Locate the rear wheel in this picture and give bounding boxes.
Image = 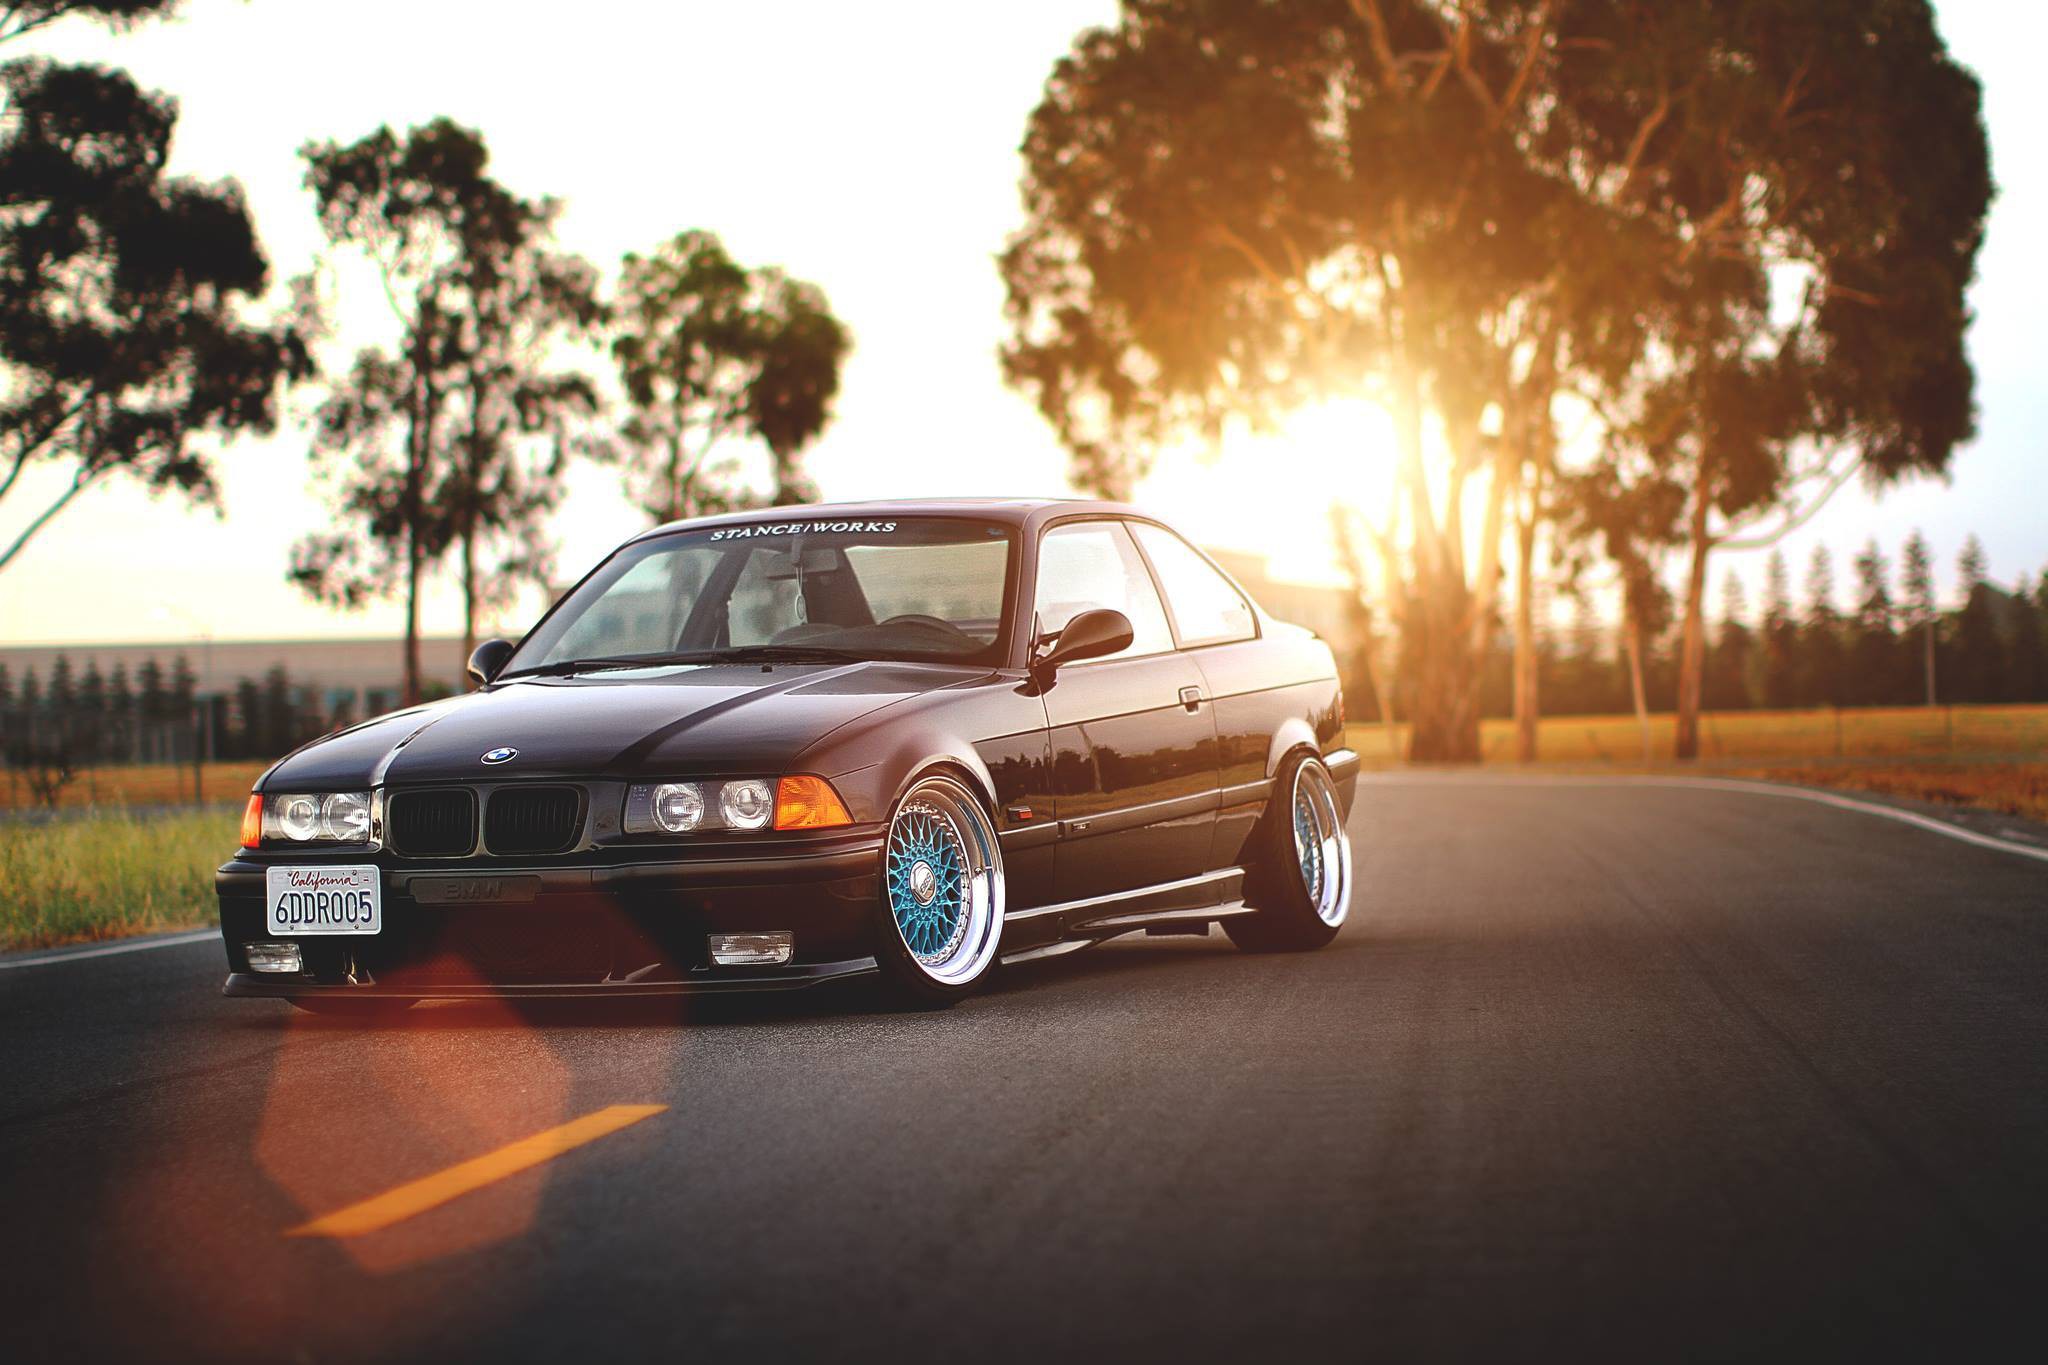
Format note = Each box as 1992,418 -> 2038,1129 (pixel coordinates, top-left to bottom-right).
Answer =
1225,752 -> 1350,953
873,774 -> 1005,1007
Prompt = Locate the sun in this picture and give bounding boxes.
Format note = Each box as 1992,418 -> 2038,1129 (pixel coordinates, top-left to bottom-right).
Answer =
1134,397 -> 1402,587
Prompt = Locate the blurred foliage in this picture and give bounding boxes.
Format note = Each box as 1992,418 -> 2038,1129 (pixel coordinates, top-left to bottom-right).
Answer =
0,1 -> 307,576
606,230 -> 849,524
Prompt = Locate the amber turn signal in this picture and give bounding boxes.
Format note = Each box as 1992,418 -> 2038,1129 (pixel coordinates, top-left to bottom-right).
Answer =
239,793 -> 264,849
774,775 -> 852,830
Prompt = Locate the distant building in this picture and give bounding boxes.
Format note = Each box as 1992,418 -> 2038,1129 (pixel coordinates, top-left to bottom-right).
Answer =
0,637 -> 471,720
1,552 -> 1359,718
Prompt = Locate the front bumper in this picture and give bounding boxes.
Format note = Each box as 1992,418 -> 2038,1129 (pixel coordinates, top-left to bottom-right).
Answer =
216,833 -> 886,998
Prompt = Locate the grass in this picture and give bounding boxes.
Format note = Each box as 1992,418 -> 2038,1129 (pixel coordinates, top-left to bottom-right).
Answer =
1346,702 -> 2048,766
0,761 -> 268,812
0,806 -> 238,951
1722,763 -> 2048,825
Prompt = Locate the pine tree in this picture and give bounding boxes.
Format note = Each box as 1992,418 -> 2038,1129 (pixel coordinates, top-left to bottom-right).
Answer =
1851,540 -> 1899,705
1761,550 -> 1798,709
1802,546 -> 1844,707
2007,573 -> 2046,702
1950,535 -> 2003,702
1900,531 -> 1938,705
135,658 -> 166,724
1706,569 -> 1756,710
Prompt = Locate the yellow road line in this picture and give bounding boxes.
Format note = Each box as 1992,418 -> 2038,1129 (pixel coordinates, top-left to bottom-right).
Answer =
287,1104 -> 668,1238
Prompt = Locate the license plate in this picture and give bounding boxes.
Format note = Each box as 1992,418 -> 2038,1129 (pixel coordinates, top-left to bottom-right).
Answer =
265,865 -> 382,935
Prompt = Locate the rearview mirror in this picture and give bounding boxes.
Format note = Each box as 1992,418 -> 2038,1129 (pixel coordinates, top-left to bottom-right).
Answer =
1035,609 -> 1133,673
467,638 -> 515,688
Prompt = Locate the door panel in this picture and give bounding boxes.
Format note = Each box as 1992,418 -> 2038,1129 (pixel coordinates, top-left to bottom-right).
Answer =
1031,519 -> 1219,901
1043,652 -> 1217,900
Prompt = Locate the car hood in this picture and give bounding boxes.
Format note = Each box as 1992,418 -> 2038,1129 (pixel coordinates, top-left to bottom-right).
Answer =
262,660 -> 982,790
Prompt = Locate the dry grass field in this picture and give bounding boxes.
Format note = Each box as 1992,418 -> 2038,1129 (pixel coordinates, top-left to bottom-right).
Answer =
0,761 -> 267,812
1345,702 -> 2048,767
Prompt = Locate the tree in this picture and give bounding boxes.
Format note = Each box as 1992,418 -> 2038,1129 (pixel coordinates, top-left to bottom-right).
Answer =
0,4 -> 307,574
1705,569 -> 1754,711
1004,1 -> 1649,761
1760,550 -> 1797,709
291,120 -> 560,702
135,656 -> 164,723
1900,530 -> 1937,705
1849,540 -> 1897,706
1801,546 -> 1843,707
1550,0 -> 1991,758
441,202 -> 602,660
2007,574 -> 2046,704
1949,534 -> 2002,703
607,230 -> 848,525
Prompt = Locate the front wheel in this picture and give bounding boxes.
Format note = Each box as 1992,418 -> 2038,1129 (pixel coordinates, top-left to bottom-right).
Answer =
1225,752 -> 1351,953
873,774 -> 1006,1007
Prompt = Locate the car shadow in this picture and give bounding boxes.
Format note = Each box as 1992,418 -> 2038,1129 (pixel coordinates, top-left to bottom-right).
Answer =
234,932 -> 1264,1032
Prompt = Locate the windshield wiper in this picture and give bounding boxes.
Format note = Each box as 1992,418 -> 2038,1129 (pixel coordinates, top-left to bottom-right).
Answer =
499,654 -> 686,679
664,645 -> 865,665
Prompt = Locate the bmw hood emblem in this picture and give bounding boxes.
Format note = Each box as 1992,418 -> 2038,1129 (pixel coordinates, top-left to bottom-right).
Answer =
481,747 -> 518,765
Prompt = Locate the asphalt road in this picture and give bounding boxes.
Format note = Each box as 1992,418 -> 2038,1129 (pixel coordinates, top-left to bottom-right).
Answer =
4,774 -> 2045,1363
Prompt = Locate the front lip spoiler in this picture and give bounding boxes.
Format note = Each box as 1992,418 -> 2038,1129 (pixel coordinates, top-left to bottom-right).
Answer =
216,835 -> 885,897
222,957 -> 878,1000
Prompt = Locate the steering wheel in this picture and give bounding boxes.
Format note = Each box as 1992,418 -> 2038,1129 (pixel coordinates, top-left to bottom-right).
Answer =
879,614 -> 974,642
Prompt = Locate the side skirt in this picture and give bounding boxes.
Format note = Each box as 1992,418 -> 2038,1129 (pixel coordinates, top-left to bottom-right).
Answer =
1000,868 -> 1254,958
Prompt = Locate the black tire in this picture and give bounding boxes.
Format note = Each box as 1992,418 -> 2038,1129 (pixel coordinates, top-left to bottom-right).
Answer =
288,997 -> 415,1019
1225,751 -> 1352,954
872,773 -> 1007,1008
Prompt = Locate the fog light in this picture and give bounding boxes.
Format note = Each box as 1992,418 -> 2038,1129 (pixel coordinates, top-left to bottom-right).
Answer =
245,941 -> 303,974
708,931 -> 793,966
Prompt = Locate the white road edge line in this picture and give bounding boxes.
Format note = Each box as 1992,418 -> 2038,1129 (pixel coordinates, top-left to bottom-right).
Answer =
0,928 -> 217,972
1361,772 -> 2048,868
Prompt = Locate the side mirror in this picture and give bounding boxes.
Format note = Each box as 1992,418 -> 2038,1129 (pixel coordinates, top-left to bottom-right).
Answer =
467,638 -> 515,688
1035,608 -> 1133,674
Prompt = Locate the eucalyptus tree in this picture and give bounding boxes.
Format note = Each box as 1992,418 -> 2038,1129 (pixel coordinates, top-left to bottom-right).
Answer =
1002,0 -> 1667,760
441,213 -> 603,662
0,2 -> 305,575
290,119 -> 582,702
607,231 -> 849,525
1547,0 -> 1991,757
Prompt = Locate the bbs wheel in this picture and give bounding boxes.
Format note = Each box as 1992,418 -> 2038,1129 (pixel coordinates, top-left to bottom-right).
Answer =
874,774 -> 1005,1007
1226,752 -> 1351,953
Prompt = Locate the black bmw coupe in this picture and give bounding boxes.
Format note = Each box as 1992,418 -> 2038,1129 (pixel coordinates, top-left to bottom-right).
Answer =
217,500 -> 1358,1009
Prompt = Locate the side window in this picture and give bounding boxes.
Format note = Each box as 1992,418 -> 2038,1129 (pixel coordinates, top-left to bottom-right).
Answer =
1130,523 -> 1256,646
1033,521 -> 1175,660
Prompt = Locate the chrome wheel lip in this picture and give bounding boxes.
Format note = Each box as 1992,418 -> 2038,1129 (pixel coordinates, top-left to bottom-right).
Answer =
1292,760 -> 1351,927
885,776 -> 1005,986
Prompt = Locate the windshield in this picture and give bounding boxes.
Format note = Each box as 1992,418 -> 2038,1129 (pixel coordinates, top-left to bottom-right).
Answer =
506,517 -> 1018,674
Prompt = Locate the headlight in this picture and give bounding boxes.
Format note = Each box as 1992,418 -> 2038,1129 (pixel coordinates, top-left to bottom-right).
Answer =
720,779 -> 774,831
261,791 -> 375,845
651,782 -> 704,833
624,776 -> 850,835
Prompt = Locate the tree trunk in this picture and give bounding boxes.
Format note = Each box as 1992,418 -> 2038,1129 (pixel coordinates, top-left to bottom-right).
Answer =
1624,607 -> 1652,766
461,525 -> 477,673
1672,474 -> 1713,761
1405,574 -> 1482,763
1513,507 -> 1539,763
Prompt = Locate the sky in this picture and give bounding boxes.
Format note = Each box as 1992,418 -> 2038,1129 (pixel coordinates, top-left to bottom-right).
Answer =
0,0 -> 2041,647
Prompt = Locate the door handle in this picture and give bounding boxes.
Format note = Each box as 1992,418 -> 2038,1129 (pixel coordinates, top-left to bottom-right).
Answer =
1178,686 -> 1202,712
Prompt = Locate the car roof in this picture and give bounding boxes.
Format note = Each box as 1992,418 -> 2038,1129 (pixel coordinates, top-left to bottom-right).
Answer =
631,497 -> 1151,543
